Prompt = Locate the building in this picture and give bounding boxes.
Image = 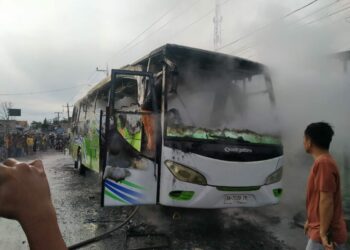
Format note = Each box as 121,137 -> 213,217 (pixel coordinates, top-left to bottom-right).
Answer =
0,120 -> 29,137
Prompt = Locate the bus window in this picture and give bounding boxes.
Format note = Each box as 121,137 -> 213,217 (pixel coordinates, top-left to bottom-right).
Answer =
77,102 -> 87,135
81,102 -> 87,120
72,106 -> 77,123
71,106 -> 79,133
114,77 -> 139,111
95,88 -> 109,114
166,64 -> 281,144
234,74 -> 278,135
112,75 -> 157,159
85,93 -> 96,119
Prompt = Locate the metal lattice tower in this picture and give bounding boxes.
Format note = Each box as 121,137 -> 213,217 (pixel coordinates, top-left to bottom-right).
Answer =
213,0 -> 223,50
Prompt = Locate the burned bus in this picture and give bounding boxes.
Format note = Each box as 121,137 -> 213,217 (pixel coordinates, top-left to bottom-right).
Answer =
70,44 -> 283,208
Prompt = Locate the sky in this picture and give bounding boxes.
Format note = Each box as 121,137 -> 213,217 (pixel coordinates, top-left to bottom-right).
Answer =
0,0 -> 349,122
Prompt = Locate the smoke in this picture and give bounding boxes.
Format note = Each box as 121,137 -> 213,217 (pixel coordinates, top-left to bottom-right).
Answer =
167,58 -> 281,136
253,22 -> 350,211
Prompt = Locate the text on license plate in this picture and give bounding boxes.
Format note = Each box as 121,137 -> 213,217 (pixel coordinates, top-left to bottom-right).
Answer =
224,194 -> 255,204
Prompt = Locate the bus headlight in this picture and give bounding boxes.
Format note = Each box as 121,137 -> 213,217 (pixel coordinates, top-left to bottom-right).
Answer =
265,167 -> 283,185
165,160 -> 207,185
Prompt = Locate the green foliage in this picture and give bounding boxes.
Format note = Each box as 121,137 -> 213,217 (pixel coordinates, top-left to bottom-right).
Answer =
42,118 -> 49,131
30,121 -> 43,130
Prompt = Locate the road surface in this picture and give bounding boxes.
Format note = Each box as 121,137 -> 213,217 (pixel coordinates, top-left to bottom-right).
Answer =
0,151 -> 314,249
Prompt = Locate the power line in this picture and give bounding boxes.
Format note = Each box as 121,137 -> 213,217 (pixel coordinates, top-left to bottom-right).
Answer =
231,43 -> 254,55
284,0 -> 319,18
231,0 -> 347,56
86,70 -> 98,83
306,3 -> 350,24
217,0 -> 321,52
231,1 -> 338,56
289,1 -> 350,32
105,0 -> 183,64
66,0 -> 184,106
112,0 -> 231,67
75,0 -> 224,101
171,10 -> 214,38
0,84 -> 89,96
67,83 -> 92,104
66,68 -> 106,103
114,0 -> 202,57
290,0 -> 341,24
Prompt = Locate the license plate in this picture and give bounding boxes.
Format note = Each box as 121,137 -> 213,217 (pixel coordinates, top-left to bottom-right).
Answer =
224,194 -> 254,204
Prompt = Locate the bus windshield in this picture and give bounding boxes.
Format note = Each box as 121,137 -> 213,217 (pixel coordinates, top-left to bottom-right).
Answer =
166,63 -> 281,145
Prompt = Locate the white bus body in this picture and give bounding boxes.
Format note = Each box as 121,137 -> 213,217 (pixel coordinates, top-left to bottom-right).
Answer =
70,44 -> 283,208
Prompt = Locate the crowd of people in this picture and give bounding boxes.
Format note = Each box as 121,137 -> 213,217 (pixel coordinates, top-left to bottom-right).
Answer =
0,132 -> 69,161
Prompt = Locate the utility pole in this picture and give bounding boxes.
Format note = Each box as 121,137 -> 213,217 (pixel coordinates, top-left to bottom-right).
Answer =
54,112 -> 62,123
96,63 -> 109,76
213,0 -> 223,51
62,103 -> 73,122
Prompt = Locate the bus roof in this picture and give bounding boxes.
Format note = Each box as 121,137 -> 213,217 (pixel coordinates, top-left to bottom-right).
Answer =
333,50 -> 350,60
87,75 -> 111,96
133,44 -> 267,75
76,44 -> 268,104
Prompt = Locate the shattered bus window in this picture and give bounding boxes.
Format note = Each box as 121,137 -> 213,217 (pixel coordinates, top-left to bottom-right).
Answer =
166,61 -> 281,146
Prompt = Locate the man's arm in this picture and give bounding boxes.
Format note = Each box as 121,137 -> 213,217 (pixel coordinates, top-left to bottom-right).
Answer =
21,202 -> 66,250
319,191 -> 334,249
0,159 -> 67,250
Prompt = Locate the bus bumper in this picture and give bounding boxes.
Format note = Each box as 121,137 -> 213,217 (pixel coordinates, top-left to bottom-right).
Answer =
159,180 -> 282,208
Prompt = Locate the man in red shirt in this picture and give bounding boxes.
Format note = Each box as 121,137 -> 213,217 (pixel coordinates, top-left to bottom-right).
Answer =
304,122 -> 348,250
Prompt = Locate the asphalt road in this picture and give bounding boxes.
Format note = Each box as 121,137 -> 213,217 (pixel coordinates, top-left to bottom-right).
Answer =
0,151 -> 311,250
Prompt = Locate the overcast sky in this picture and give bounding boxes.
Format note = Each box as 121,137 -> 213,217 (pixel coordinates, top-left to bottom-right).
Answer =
0,0 -> 349,122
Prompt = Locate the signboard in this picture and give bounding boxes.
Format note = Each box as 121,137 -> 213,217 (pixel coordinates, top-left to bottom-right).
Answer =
8,109 -> 21,116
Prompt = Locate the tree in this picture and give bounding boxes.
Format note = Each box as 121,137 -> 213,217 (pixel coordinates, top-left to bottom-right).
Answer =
31,121 -> 43,130
0,102 -> 13,120
42,118 -> 49,131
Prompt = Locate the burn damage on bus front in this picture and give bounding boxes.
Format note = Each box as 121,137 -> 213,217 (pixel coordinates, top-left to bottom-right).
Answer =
163,49 -> 283,162
96,44 -> 284,208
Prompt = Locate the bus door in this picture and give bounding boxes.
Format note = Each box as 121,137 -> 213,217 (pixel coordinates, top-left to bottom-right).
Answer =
101,70 -> 159,207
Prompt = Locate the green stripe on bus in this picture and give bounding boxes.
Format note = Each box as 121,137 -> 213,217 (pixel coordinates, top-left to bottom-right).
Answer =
104,189 -> 128,204
120,180 -> 145,190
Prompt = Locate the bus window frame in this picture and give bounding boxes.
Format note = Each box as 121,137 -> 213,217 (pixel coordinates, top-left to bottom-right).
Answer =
85,92 -> 97,118
77,102 -> 82,123
72,106 -> 77,124
107,69 -> 159,162
93,91 -> 99,114
110,69 -> 156,112
163,64 -> 276,139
